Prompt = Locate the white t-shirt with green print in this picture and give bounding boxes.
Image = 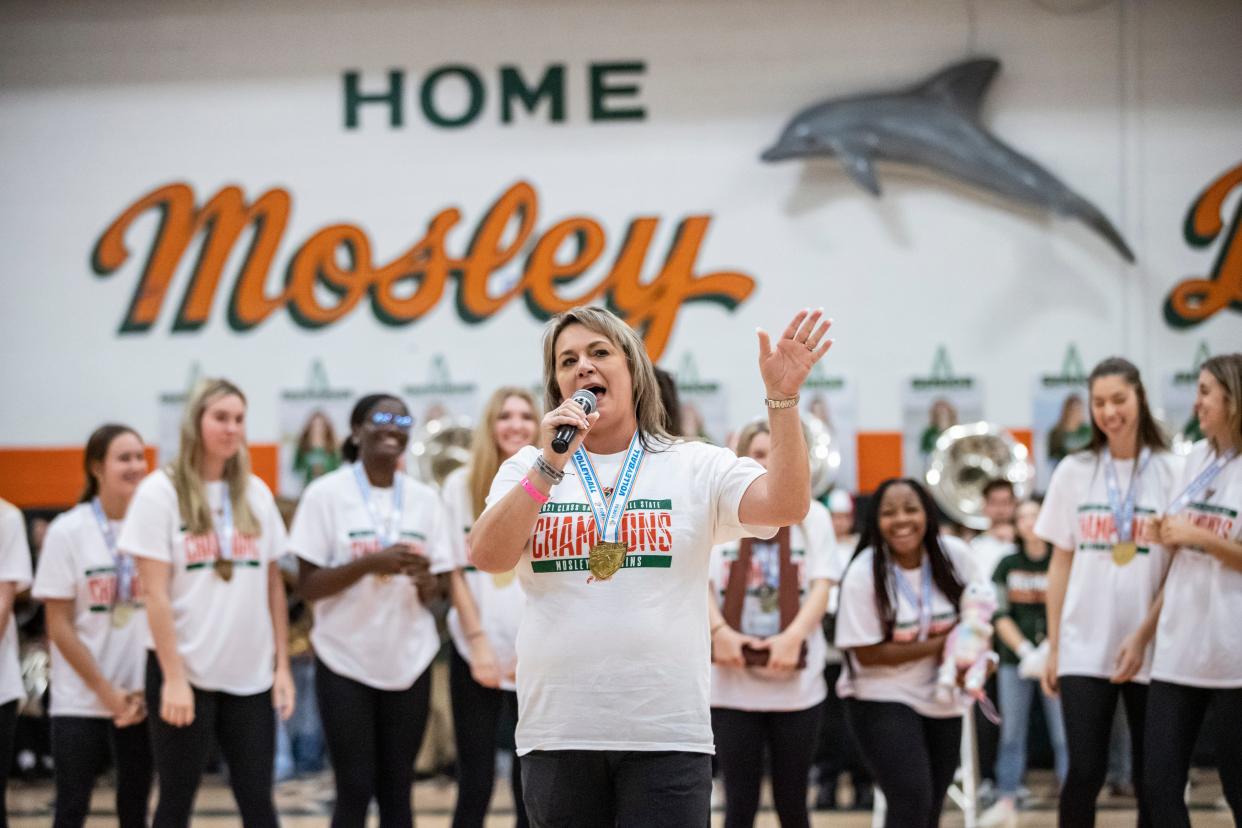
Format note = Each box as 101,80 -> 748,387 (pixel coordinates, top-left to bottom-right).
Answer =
1034,449 -> 1181,682
488,439 -> 773,755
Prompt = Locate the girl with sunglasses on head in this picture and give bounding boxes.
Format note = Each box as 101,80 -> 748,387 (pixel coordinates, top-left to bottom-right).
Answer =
833,477 -> 975,828
119,379 -> 295,828
1145,353 -> 1242,826
445,387 -> 540,828
288,393 -> 457,828
1035,357 -> 1179,828
33,425 -> 153,828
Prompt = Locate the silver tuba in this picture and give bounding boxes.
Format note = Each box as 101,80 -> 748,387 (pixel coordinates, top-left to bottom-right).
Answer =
925,422 -> 1034,530
408,416 -> 474,488
805,414 -> 842,498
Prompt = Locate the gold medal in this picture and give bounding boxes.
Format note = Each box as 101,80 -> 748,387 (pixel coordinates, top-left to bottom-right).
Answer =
376,573 -> 392,584
111,603 -> 133,629
491,570 -> 517,589
1112,541 -> 1138,566
214,558 -> 234,582
757,583 -> 779,614
589,541 -> 627,581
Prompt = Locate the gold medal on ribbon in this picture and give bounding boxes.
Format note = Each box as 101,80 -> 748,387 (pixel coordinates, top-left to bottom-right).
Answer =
111,602 -> 133,629
757,583 -> 779,614
491,570 -> 517,589
589,541 -> 627,581
1112,540 -> 1138,566
214,558 -> 234,582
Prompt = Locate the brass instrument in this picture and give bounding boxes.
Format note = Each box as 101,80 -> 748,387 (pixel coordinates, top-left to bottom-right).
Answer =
408,416 -> 474,488
805,413 -> 842,498
925,422 -> 1034,530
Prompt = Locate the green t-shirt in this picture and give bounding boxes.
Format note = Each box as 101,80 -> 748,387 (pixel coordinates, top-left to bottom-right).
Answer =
991,543 -> 1051,665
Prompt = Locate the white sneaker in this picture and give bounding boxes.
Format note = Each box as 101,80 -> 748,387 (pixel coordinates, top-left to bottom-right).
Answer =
978,798 -> 1017,827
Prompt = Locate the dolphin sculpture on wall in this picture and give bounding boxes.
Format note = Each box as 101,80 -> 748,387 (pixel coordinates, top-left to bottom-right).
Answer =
761,58 -> 1136,262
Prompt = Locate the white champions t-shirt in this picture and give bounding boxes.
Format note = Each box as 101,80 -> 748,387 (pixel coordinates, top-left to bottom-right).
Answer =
443,466 -> 524,692
0,500 -> 33,708
834,536 -> 976,719
288,465 -> 457,691
117,470 -> 285,695
1034,450 -> 1181,683
489,439 -> 774,755
33,503 -> 148,717
709,500 -> 835,712
1152,442 -> 1242,688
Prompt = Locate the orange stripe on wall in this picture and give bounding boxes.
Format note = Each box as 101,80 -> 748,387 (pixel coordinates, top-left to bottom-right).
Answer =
0,444 -> 278,510
856,431 -> 903,492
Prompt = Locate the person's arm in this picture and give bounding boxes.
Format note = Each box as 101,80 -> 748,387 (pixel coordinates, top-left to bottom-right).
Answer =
268,561 -> 295,720
44,599 -> 143,725
470,404 -> 598,573
297,546 -> 424,601
707,581 -> 759,667
738,310 -> 832,527
136,557 -> 195,727
1160,517 -> 1242,574
1041,546 -> 1073,696
851,634 -> 949,667
0,582 -> 13,641
995,616 -> 1030,654
449,569 -> 501,687
1112,588 -> 1163,684
755,580 -> 831,670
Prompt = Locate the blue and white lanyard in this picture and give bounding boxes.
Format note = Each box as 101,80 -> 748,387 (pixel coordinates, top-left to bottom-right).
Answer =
353,463 -> 404,547
1167,448 -> 1237,515
891,557 -> 933,641
1103,447 -> 1151,543
756,542 -> 781,588
571,431 -> 645,544
90,498 -> 133,603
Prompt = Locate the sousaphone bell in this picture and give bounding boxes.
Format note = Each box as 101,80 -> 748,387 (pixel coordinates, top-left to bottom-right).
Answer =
925,421 -> 1033,531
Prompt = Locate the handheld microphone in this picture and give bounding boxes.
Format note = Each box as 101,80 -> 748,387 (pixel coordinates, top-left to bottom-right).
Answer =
551,389 -> 598,454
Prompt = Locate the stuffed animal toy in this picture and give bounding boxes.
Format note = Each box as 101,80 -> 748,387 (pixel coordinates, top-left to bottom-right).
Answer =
935,580 -> 1001,723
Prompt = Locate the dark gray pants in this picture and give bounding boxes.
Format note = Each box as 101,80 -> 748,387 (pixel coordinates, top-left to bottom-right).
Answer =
520,749 -> 711,828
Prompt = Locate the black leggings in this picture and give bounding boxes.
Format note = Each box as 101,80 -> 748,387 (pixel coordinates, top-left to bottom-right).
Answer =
315,656 -> 431,828
449,647 -> 527,828
712,704 -> 822,828
1057,676 -> 1149,828
51,716 -> 152,828
843,699 -> 961,828
0,699 -> 16,828
145,653 -> 278,828
1144,680 -> 1242,827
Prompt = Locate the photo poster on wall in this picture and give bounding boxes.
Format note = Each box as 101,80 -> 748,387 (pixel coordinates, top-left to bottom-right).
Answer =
901,348 -> 983,478
803,366 -> 858,493
1161,341 -> 1212,456
1032,345 -> 1091,492
402,354 -> 480,486
671,353 -> 730,446
155,362 -> 202,465
277,361 -> 354,500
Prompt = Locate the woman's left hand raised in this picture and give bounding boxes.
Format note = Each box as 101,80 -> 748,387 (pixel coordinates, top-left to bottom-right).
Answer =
757,309 -> 833,399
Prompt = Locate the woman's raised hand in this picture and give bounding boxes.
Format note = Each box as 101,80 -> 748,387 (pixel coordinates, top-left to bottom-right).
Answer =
757,309 -> 833,399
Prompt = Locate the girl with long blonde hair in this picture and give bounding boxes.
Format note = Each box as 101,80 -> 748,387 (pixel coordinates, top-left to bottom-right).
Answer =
118,378 -> 294,827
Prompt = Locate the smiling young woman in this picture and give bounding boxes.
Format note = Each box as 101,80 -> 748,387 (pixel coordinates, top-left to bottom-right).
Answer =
468,304 -> 831,826
1034,357 -> 1180,828
287,393 -> 457,828
1145,353 -> 1242,826
118,379 -> 294,828
33,425 -> 153,828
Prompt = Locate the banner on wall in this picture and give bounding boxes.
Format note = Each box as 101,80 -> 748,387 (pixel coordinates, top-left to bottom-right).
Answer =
155,363 -> 202,465
673,353 -> 730,445
1031,345 -> 1091,492
402,355 -> 480,426
803,365 -> 858,492
1161,341 -> 1211,455
902,347 -> 983,477
277,360 -> 354,499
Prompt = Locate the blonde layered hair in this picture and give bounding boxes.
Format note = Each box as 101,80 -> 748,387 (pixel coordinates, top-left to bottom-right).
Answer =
540,306 -> 672,451
467,387 -> 541,520
1202,353 -> 1242,452
168,378 -> 260,536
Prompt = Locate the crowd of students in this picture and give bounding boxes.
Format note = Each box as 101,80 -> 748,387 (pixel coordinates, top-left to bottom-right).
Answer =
1,309 -> 1239,828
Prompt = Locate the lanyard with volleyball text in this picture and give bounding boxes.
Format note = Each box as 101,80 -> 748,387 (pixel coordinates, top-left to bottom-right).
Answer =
1103,447 -> 1151,566
91,498 -> 133,603
1167,448 -> 1238,515
353,463 -> 404,547
572,431 -> 644,581
890,557 -> 933,641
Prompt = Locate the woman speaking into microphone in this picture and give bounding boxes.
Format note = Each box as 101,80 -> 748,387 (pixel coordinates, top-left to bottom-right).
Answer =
469,305 -> 832,827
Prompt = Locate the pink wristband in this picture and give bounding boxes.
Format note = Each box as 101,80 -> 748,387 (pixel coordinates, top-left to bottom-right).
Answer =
519,475 -> 549,505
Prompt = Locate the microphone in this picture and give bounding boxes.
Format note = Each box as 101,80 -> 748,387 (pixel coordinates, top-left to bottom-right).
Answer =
551,389 -> 598,454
